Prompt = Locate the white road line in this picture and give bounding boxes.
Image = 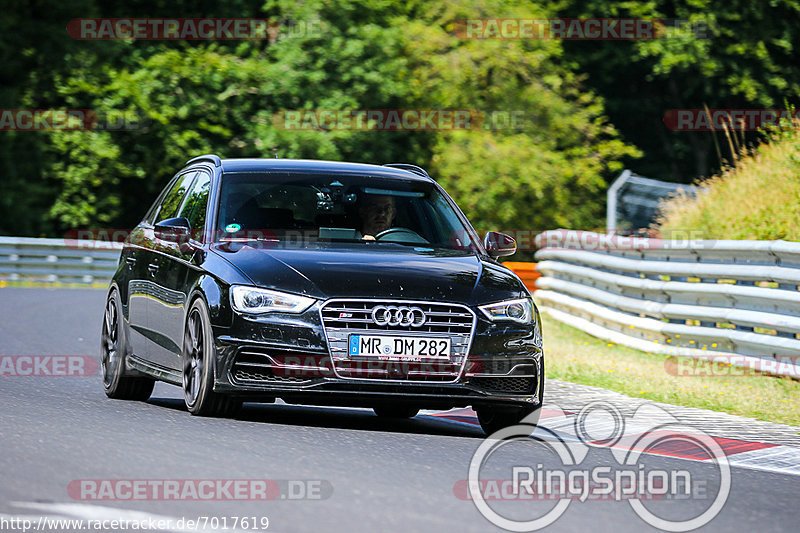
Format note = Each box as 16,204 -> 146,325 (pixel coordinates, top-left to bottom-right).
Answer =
723,446 -> 800,476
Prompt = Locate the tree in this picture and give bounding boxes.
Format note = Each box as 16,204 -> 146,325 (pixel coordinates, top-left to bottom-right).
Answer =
404,0 -> 639,231
2,0 -> 639,237
556,0 -> 800,181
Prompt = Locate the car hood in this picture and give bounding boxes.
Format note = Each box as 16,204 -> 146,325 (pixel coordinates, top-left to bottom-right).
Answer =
210,243 -> 524,304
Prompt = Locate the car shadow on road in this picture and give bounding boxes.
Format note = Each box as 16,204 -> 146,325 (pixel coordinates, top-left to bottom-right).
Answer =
146,397 -> 486,439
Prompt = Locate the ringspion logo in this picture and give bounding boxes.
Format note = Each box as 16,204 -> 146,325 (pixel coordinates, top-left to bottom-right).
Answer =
466,402 -> 730,531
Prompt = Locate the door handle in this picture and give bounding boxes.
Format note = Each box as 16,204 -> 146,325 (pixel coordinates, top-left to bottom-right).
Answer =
125,257 -> 136,269
148,263 -> 159,276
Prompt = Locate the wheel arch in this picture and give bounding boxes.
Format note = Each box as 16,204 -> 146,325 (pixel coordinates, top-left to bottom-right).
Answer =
184,274 -> 232,384
185,273 -> 230,327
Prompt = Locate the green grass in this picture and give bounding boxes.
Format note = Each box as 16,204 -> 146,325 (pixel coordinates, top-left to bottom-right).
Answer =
657,120 -> 800,240
542,311 -> 800,427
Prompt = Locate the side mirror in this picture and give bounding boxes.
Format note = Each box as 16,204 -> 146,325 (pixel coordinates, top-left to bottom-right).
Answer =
484,231 -> 516,258
154,217 -> 191,244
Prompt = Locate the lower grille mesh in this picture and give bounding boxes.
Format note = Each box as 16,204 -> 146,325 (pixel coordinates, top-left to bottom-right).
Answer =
230,347 -> 330,385
470,376 -> 537,394
233,368 -> 312,384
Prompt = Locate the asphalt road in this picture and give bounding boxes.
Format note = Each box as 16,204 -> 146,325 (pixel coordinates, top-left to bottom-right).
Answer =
0,288 -> 797,532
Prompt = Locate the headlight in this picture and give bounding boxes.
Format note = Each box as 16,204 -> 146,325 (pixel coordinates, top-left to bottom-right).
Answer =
479,298 -> 533,323
230,286 -> 316,315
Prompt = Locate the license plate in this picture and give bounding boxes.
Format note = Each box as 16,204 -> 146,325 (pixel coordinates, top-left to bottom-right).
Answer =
348,335 -> 451,359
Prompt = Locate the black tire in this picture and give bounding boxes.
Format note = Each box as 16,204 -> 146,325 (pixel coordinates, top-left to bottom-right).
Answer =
373,405 -> 420,419
476,358 -> 545,436
101,288 -> 155,401
476,405 -> 541,437
182,297 -> 242,417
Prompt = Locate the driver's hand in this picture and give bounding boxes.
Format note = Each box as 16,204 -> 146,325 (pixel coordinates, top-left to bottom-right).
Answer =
362,235 -> 376,241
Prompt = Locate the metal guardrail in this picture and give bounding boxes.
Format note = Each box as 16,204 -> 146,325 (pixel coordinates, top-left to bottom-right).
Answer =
533,230 -> 800,375
1,233 -> 798,375
0,236 -> 122,284
607,169 -> 697,232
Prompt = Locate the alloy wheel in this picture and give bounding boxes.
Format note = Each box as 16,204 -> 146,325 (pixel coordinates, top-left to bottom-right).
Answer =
101,297 -> 120,388
183,308 -> 205,407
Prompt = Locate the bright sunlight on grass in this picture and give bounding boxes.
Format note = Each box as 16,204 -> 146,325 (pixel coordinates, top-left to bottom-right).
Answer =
657,117 -> 800,241
542,311 -> 800,426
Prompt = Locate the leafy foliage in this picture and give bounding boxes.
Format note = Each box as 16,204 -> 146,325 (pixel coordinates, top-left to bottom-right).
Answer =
657,120 -> 800,240
0,0 -> 796,238
556,0 -> 800,180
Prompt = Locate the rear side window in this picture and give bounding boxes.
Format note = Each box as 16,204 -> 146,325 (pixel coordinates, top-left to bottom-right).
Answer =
179,172 -> 212,237
153,171 -> 197,223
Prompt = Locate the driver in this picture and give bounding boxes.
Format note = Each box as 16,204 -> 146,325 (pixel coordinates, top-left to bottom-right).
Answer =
358,194 -> 396,240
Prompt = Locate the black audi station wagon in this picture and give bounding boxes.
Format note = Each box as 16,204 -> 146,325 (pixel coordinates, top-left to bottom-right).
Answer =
101,155 -> 544,435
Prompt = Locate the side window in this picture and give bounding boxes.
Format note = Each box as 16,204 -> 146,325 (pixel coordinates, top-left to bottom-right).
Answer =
143,178 -> 176,226
179,172 -> 212,237
142,194 -> 164,226
153,171 -> 197,223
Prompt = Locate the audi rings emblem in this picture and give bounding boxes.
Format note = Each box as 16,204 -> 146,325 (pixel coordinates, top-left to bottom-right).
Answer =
371,305 -> 427,327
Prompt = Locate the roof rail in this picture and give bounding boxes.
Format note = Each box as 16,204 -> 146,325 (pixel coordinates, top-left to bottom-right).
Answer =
383,163 -> 430,178
185,154 -> 222,168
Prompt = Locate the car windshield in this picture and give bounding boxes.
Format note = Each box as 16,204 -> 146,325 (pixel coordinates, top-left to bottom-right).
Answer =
215,172 -> 481,251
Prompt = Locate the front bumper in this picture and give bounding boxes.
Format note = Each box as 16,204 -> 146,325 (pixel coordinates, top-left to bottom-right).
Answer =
211,301 -> 543,410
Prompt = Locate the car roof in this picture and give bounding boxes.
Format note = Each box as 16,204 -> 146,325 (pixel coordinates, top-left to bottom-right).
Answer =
217,158 -> 433,182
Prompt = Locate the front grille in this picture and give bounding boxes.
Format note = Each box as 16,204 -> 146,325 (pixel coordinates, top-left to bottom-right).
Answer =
470,376 -> 537,394
321,301 -> 473,334
320,299 -> 475,382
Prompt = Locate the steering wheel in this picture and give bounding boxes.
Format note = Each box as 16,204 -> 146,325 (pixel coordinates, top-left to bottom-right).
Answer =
374,227 -> 429,244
